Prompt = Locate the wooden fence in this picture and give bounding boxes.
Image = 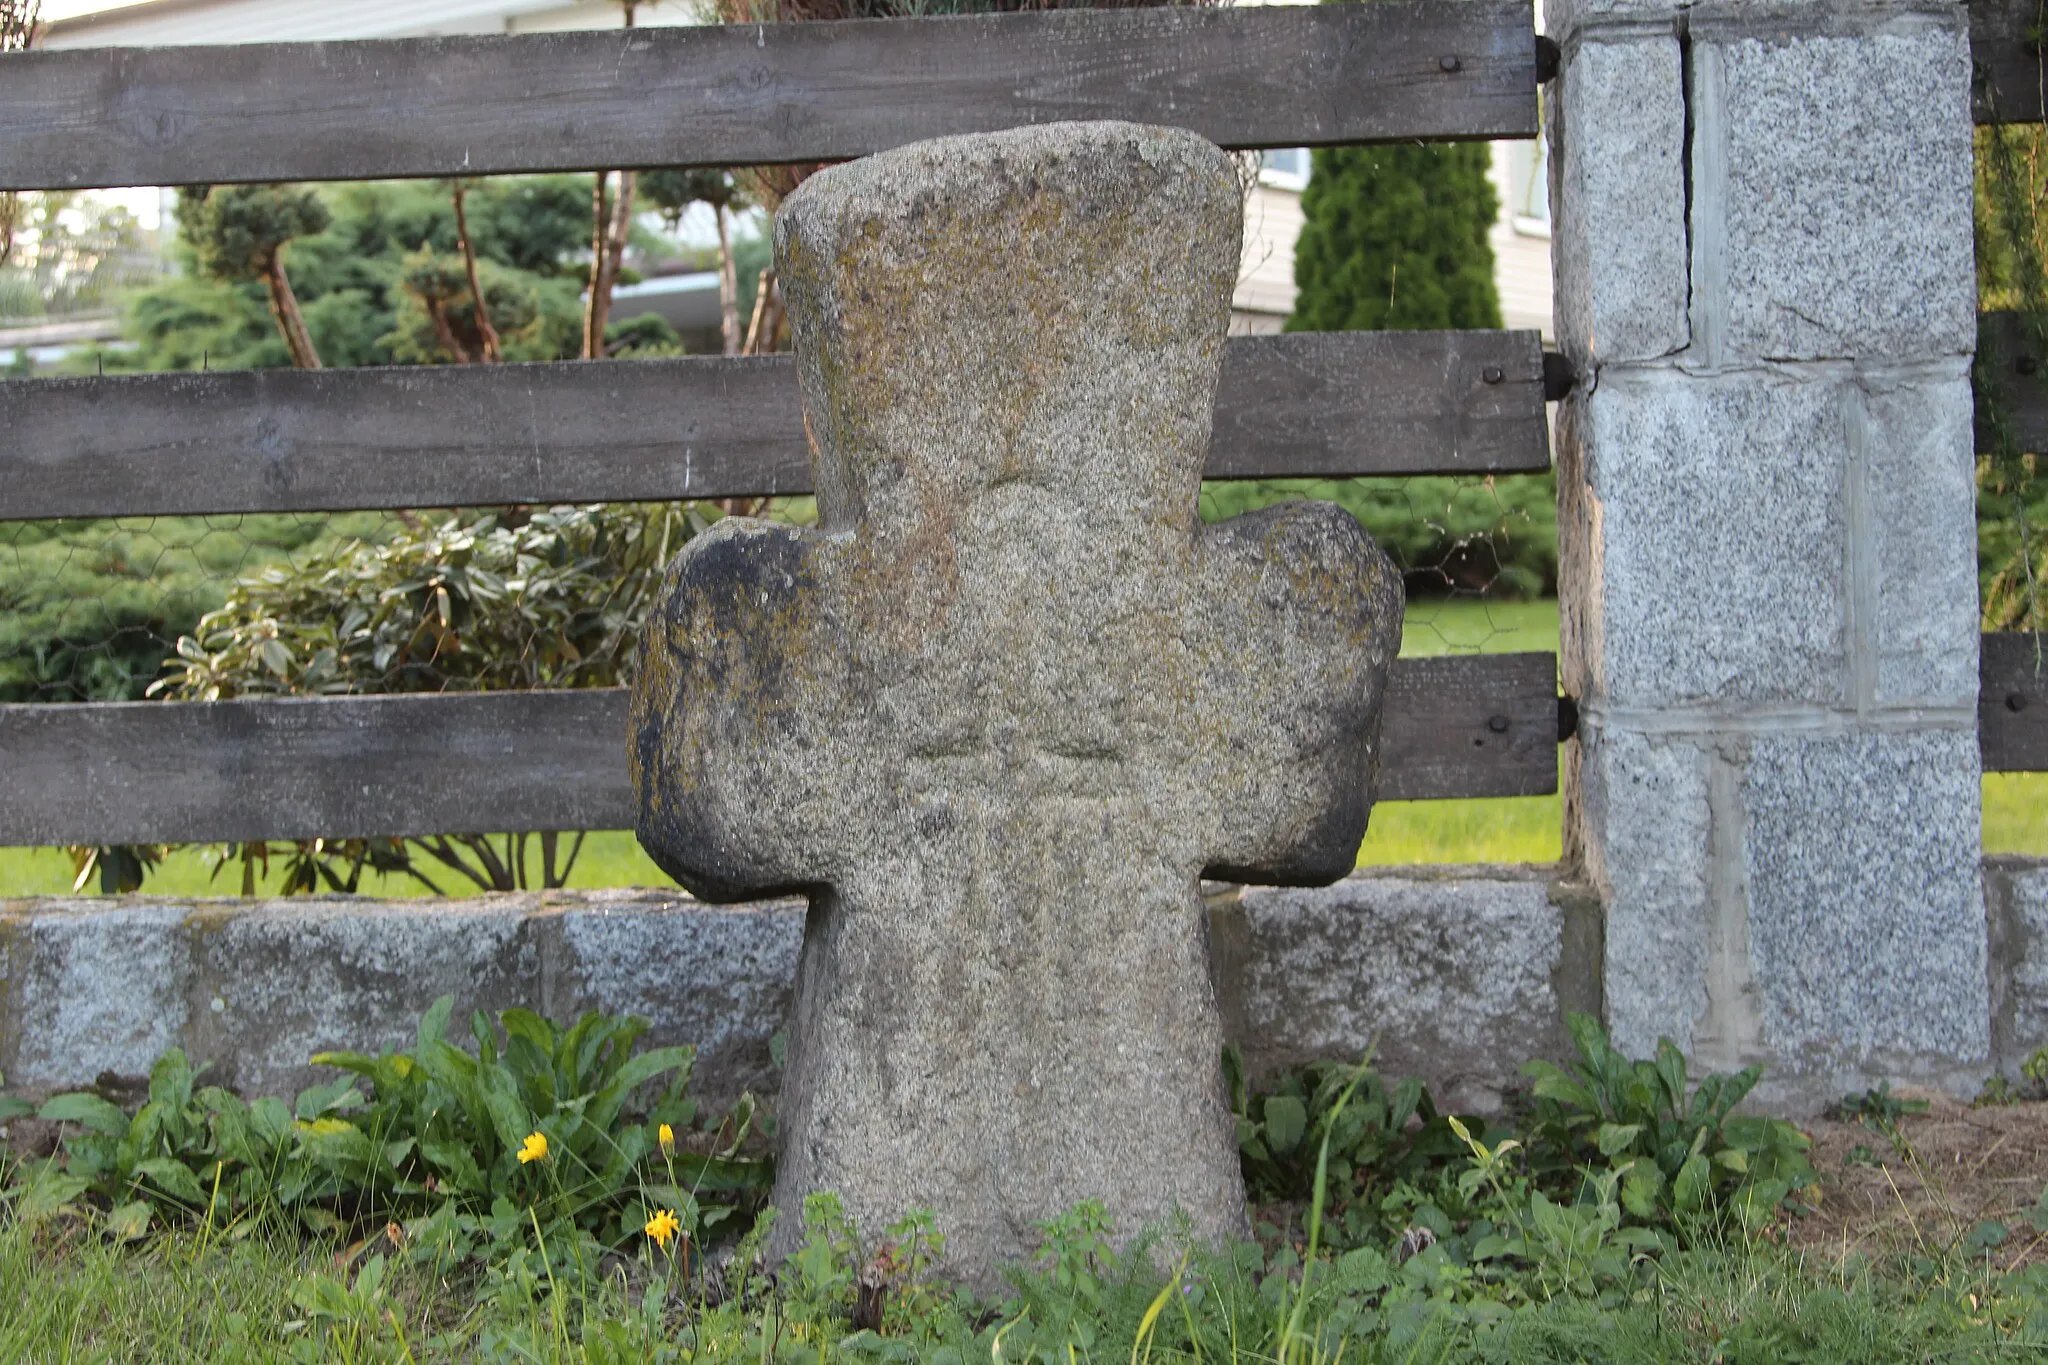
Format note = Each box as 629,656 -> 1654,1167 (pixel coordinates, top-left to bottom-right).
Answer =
1976,0 -> 2048,781
0,0 -> 2038,852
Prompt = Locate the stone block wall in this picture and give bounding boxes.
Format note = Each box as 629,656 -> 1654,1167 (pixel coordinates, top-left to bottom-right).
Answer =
1549,0 -> 1990,1103
8,863 -> 2047,1118
1,872 -> 1591,1115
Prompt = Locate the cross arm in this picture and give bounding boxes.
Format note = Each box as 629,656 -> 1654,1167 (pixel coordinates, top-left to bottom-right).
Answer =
629,517 -> 842,903
1188,501 -> 1404,887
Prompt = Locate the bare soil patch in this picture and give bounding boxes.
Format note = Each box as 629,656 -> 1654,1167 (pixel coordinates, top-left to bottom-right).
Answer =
1789,1089 -> 2048,1270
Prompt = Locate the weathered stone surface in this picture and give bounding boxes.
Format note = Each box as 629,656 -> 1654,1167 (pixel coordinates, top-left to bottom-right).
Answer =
1216,868 -> 1599,1114
1549,35 -> 1689,367
629,122 -> 1404,1287
560,896 -> 803,1102
2,873 -> 1610,1119
1988,856 -> 2048,1075
1743,728 -> 1988,1079
1573,370 -> 1849,708
1861,369 -> 1980,707
1573,719 -> 1715,1061
0,893 -> 804,1104
1706,20 -> 1975,364
0,902 -> 192,1087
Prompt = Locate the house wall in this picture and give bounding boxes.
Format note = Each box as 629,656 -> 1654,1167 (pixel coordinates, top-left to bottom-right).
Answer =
40,0 -> 693,44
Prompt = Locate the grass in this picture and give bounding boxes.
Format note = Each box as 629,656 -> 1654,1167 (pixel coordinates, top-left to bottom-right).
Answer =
3,1212 -> 2042,1362
0,598 -> 2042,898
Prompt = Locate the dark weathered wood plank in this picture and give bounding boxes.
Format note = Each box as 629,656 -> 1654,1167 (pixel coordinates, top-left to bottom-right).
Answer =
0,654 -> 1559,846
0,4 -> 1537,191
0,331 -> 1551,521
1973,0 -> 2045,124
0,691 -> 638,848
1984,631 -> 2048,771
1377,652 -> 1558,802
1976,311 -> 2048,453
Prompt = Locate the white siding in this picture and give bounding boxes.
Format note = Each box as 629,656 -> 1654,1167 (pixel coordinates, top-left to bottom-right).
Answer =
42,0 -> 691,45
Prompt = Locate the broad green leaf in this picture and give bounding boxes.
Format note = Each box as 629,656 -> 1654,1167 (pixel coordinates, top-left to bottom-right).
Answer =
309,1051 -> 382,1079
416,994 -> 455,1052
248,1097 -> 293,1147
0,1096 -> 34,1122
1263,1096 -> 1308,1156
134,1157 -> 208,1206
421,1139 -> 487,1194
149,1050 -> 195,1113
605,1045 -> 698,1099
1621,1162 -> 1663,1221
38,1092 -> 130,1137
1595,1123 -> 1643,1157
500,1009 -> 555,1058
1714,1147 -> 1749,1174
293,1075 -> 360,1121
1652,1040 -> 1687,1113
1720,1115 -> 1771,1151
1673,1152 -> 1712,1212
106,1200 -> 154,1241
14,1162 -> 91,1221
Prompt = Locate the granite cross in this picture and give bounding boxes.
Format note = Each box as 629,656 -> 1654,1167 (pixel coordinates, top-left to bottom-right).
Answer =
629,121 -> 1403,1287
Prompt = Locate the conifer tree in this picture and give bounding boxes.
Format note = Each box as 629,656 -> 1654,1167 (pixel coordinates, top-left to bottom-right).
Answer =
1285,142 -> 1502,333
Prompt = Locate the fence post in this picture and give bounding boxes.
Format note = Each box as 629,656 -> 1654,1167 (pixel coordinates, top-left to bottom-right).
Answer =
1549,0 -> 1988,1105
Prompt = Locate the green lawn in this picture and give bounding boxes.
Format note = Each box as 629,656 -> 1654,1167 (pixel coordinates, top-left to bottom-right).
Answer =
1,598 -> 2040,897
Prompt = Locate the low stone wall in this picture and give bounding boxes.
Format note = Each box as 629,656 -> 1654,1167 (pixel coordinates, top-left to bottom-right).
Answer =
1,867 -> 1590,1114
6,859 -> 2043,1115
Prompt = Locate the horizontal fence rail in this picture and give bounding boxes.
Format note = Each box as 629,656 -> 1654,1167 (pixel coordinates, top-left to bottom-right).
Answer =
0,331 -> 1552,520
0,3 -> 1538,191
0,654 -> 1562,848
1972,0 -> 2043,123
1984,632 -> 2048,772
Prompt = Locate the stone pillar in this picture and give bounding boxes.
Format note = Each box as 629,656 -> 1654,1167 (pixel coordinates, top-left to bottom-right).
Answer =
1548,0 -> 1989,1105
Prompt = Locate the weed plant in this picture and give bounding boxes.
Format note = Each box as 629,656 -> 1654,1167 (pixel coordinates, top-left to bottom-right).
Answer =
5,1004 -> 2047,1362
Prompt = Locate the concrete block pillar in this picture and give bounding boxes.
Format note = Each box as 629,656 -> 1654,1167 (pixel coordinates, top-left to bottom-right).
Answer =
1547,0 -> 1989,1104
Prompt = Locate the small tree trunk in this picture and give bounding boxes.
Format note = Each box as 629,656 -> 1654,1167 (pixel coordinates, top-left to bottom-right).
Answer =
583,171 -> 612,359
427,299 -> 474,364
451,180 -> 501,362
592,168 -> 637,350
743,267 -> 779,355
264,255 -> 323,370
717,201 -> 741,357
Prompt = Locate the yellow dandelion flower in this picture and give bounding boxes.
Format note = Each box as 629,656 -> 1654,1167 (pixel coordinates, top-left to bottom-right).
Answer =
645,1208 -> 682,1250
658,1123 -> 675,1156
517,1131 -> 549,1165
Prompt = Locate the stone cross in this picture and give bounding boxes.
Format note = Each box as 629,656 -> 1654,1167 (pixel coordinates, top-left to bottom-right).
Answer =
630,121 -> 1402,1287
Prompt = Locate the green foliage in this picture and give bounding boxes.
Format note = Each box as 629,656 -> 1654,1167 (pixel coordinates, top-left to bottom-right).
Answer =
1201,475 -> 1557,599
1977,1045 -> 2048,1105
156,503 -> 702,699
0,512 -> 398,703
1286,139 -> 1500,334
1521,1014 -> 1817,1234
101,177 -> 605,375
8,1013 -> 2048,1360
1263,89 -> 1537,601
1975,123 -> 2047,629
176,185 -> 331,284
1226,1049 -> 1467,1251
4,996 -> 769,1262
